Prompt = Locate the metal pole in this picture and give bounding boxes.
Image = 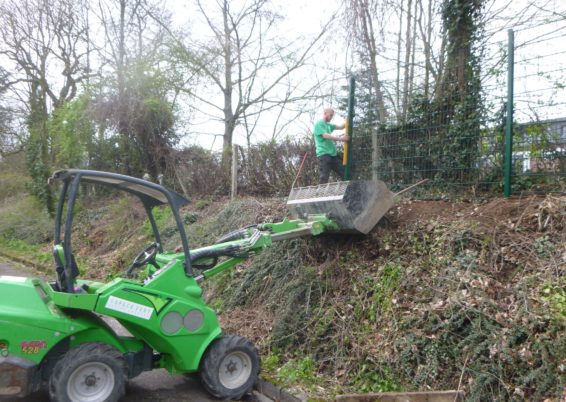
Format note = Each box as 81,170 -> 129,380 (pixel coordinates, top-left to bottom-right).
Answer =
503,29 -> 514,197
344,76 -> 355,180
231,143 -> 238,199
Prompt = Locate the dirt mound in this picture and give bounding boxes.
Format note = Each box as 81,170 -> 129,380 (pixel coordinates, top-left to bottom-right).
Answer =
61,192 -> 565,400
210,195 -> 566,401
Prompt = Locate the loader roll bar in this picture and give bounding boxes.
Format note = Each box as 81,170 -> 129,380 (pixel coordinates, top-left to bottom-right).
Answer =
49,169 -> 194,287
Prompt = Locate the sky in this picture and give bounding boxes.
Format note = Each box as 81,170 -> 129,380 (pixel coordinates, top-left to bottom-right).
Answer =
1,0 -> 564,151
168,0 -> 348,150
168,0 -> 566,151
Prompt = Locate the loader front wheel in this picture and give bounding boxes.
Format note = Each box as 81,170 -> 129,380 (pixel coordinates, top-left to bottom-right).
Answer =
49,342 -> 127,402
200,335 -> 260,400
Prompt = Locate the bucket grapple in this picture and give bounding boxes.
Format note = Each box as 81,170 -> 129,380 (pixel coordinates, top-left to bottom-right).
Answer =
287,180 -> 394,234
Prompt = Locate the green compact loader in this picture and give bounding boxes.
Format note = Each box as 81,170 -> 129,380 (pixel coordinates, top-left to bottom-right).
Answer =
0,169 -> 394,401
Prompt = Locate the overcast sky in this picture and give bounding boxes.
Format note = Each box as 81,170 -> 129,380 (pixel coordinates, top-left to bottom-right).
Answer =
1,0 -> 564,150
167,0 -> 566,150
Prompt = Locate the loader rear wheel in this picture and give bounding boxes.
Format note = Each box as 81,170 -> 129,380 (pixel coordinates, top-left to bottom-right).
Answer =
49,342 -> 127,402
200,335 -> 260,400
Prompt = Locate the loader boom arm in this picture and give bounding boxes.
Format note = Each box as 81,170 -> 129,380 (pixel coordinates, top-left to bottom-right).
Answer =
193,215 -> 338,281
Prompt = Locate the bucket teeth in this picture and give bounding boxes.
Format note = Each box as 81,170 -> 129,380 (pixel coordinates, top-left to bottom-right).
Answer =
287,180 -> 394,234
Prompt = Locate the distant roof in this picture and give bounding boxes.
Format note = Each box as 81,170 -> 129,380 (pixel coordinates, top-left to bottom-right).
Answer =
50,169 -> 189,207
519,116 -> 566,126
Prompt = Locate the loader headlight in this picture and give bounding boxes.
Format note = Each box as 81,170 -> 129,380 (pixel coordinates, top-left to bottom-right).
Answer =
183,310 -> 204,332
160,312 -> 183,335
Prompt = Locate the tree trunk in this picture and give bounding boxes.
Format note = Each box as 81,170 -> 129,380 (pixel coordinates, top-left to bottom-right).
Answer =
358,3 -> 387,123
402,0 -> 413,121
421,0 -> 433,99
117,0 -> 130,174
396,0 -> 404,120
221,0 -> 235,180
408,0 -> 419,105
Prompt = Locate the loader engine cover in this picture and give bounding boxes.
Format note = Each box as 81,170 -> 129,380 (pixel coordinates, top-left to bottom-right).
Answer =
287,180 -> 394,234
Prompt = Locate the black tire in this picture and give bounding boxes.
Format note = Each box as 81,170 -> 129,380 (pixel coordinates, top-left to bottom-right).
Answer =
200,335 -> 260,400
48,342 -> 127,402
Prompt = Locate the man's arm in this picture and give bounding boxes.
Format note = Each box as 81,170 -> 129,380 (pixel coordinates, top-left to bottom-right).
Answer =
314,120 -> 348,142
322,133 -> 349,142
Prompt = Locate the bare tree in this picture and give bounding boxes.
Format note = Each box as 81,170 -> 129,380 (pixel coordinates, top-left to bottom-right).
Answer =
0,67 -> 23,156
346,0 -> 388,123
148,0 -> 330,175
94,0 -> 178,177
0,0 -> 92,110
0,0 -> 91,211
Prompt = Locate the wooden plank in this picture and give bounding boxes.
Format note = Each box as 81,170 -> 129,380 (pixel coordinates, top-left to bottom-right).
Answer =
336,390 -> 465,402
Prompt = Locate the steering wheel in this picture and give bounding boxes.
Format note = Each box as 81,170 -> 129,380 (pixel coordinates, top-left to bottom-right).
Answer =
125,242 -> 159,278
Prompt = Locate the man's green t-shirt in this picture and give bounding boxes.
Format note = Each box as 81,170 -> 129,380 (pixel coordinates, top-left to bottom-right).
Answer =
313,120 -> 337,157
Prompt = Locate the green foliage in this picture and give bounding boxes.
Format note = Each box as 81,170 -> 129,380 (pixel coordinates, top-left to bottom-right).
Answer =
0,195 -> 52,244
98,65 -> 178,179
183,212 -> 198,225
25,135 -> 54,215
372,262 -> 402,315
394,305 -> 564,401
542,279 -> 566,321
349,262 -> 403,325
350,0 -> 488,190
195,199 -> 211,210
220,238 -> 323,349
352,365 -> 399,393
533,235 -> 555,258
261,352 -> 281,374
0,236 -> 51,266
143,206 -> 173,237
0,172 -> 29,203
48,96 -> 95,168
206,198 -> 565,401
276,356 -> 318,387
26,80 -> 54,214
242,138 -> 318,194
519,123 -> 561,157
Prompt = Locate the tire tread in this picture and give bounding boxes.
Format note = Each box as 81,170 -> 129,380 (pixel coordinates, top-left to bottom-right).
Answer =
200,335 -> 260,400
48,342 -> 127,402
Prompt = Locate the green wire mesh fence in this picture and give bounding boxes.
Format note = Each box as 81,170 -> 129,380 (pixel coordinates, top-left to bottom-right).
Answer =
349,23 -> 566,196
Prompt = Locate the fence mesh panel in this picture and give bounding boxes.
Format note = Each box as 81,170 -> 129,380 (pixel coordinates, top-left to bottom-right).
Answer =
349,25 -> 566,195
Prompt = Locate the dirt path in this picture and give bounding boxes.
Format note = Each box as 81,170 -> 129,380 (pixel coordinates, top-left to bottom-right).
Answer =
0,257 -> 40,277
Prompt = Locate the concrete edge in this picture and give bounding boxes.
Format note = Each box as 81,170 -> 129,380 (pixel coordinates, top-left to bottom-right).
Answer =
254,378 -> 306,402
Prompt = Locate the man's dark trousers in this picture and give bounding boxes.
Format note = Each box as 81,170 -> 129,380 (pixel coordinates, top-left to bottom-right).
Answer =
318,154 -> 345,184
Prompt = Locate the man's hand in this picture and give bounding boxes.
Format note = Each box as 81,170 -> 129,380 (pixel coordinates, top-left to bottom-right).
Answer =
341,134 -> 350,142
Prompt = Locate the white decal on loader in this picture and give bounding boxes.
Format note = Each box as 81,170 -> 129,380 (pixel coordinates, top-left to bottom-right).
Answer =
0,276 -> 27,282
105,296 -> 153,320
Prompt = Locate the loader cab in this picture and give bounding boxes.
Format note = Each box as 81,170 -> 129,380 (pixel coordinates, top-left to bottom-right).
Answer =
49,169 -> 192,293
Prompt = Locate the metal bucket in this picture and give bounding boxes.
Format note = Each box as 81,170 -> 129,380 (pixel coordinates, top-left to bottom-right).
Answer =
287,180 -> 394,234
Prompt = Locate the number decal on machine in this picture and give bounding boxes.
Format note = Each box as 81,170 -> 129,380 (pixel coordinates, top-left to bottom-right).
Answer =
105,296 -> 154,320
20,340 -> 47,354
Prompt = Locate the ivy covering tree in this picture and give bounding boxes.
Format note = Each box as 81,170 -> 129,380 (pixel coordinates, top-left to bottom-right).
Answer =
435,0 -> 484,182
348,0 -> 485,187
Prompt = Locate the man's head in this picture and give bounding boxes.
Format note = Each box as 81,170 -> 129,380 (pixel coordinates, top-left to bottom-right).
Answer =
323,107 -> 335,122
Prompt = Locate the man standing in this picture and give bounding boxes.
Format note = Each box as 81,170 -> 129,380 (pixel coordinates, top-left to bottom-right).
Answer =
313,107 -> 349,184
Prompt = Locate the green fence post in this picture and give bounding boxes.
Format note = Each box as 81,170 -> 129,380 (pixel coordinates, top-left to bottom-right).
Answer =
344,76 -> 355,180
503,29 -> 515,197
